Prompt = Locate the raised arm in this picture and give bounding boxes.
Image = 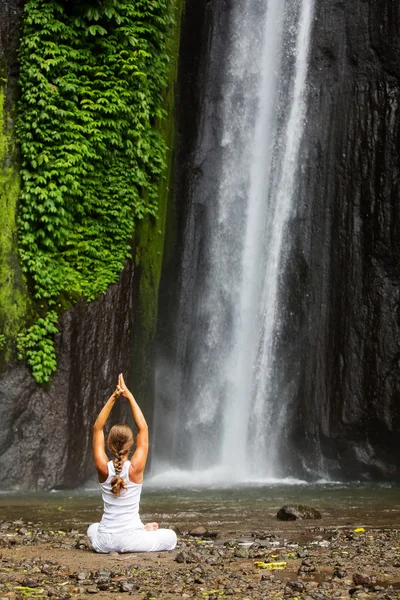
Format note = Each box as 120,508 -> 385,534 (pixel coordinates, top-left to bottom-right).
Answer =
93,383 -> 123,481
119,373 -> 148,481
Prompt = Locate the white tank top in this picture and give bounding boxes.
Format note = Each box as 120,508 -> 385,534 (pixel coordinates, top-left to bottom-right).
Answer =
98,461 -> 144,534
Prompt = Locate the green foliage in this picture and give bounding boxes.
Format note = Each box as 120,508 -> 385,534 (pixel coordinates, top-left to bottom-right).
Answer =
0,85 -> 29,360
16,0 -> 173,382
17,311 -> 58,383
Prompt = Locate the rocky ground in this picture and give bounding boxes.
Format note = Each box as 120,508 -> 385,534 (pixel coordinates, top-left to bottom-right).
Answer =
0,519 -> 399,599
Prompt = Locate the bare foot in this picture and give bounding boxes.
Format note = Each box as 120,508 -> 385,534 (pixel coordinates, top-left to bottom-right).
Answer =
144,522 -> 159,531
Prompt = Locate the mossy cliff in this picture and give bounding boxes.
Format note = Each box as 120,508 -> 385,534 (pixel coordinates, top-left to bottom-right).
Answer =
132,0 -> 185,407
0,2 -> 29,362
0,0 -> 185,490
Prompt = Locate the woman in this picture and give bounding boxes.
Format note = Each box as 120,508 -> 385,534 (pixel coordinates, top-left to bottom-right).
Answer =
87,373 -> 177,553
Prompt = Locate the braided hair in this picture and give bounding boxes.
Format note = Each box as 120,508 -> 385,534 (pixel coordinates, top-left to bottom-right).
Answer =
107,424 -> 134,496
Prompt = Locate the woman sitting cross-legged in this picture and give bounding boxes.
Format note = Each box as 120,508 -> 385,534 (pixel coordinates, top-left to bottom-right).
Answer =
87,373 -> 177,553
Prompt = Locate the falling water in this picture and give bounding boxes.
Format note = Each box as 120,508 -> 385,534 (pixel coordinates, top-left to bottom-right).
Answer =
152,0 -> 315,484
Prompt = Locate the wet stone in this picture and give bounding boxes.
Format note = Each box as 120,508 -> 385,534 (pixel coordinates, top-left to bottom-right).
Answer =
189,526 -> 207,537
21,578 -> 39,587
119,581 -> 134,592
96,570 -> 111,578
175,551 -> 200,564
234,548 -> 248,558
333,567 -> 347,578
277,505 -> 322,521
285,581 -> 305,593
352,573 -> 371,586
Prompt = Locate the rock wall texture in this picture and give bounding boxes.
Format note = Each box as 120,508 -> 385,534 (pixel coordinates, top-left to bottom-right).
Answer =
0,1 -> 22,101
0,262 -> 135,490
281,0 -> 400,479
159,0 -> 400,480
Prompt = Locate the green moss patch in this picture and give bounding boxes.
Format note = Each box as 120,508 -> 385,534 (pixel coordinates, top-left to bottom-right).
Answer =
15,0 -> 174,382
0,85 -> 29,360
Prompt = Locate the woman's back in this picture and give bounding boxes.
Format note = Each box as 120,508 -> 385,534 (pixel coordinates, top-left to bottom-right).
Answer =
99,461 -> 143,534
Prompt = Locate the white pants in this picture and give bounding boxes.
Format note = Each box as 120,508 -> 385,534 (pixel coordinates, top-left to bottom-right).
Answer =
87,523 -> 177,553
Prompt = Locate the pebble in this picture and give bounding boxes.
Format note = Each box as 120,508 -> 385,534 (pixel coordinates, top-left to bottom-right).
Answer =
119,581 -> 134,592
0,518 -> 398,600
352,572 -> 371,586
189,526 -> 207,536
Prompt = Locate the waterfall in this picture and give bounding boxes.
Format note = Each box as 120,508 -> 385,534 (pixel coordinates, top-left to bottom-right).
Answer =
152,0 -> 315,485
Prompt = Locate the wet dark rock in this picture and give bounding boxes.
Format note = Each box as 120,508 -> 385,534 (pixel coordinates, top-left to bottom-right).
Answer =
352,573 -> 371,586
349,587 -> 364,596
175,551 -> 201,564
233,548 -> 248,558
277,505 -> 322,521
298,565 -> 317,574
285,581 -> 305,593
333,567 -> 347,578
248,544 -> 266,559
21,578 -> 39,587
189,526 -> 207,537
0,265 -> 135,490
281,0 -> 400,480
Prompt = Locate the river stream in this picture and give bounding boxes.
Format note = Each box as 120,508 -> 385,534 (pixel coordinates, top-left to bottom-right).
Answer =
2,483 -> 399,540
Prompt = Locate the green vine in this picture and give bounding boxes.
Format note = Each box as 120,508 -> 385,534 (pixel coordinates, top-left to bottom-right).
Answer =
16,312 -> 58,383
16,0 -> 172,382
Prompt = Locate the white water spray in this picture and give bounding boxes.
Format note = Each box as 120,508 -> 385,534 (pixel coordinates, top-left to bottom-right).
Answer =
153,0 -> 315,484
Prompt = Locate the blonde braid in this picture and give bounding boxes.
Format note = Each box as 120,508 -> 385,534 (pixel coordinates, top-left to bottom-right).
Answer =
107,424 -> 134,496
115,450 -> 123,475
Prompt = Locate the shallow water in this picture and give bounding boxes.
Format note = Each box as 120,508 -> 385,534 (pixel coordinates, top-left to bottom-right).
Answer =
1,483 -> 399,537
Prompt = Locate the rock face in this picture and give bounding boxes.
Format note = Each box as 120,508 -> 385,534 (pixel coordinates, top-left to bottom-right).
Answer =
0,262 -> 135,490
160,0 -> 400,480
276,505 -> 322,521
0,0 -> 179,490
278,0 -> 400,479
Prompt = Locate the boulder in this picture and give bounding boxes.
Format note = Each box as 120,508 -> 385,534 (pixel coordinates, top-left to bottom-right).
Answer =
276,505 -> 322,521
189,526 -> 207,537
352,573 -> 371,586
